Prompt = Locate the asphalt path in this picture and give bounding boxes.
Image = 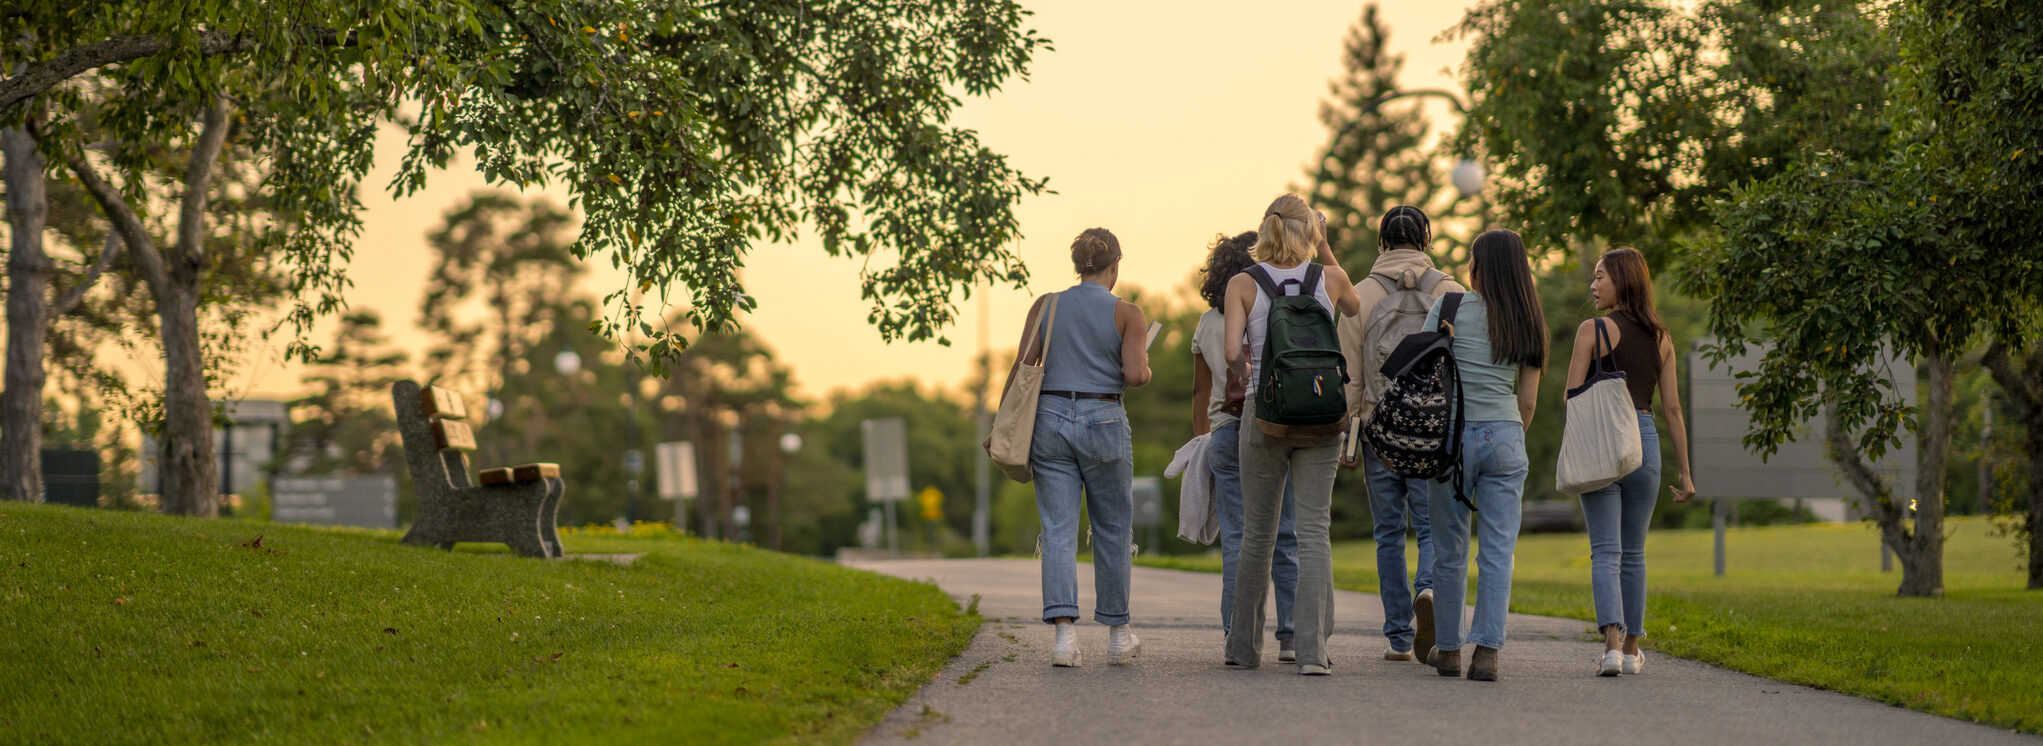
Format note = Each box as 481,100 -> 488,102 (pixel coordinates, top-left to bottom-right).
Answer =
846,558 -> 2035,746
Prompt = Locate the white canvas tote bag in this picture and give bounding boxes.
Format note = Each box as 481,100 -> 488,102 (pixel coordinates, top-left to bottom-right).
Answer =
985,293 -> 1060,483
1556,318 -> 1644,495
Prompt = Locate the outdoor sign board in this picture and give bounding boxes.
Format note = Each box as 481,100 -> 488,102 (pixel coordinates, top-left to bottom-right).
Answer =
270,475 -> 398,529
40,449 -> 99,507
1688,341 -> 1917,501
861,417 -> 910,502
1131,477 -> 1163,528
655,441 -> 697,501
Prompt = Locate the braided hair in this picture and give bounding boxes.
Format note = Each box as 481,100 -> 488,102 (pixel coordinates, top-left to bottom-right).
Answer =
1378,205 -> 1432,252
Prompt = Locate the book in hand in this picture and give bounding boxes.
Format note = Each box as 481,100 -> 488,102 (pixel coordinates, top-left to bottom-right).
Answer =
1143,321 -> 1162,352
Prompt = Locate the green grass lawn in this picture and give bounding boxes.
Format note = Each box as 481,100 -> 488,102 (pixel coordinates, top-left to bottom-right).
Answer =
0,503 -> 976,745
1141,515 -> 2041,733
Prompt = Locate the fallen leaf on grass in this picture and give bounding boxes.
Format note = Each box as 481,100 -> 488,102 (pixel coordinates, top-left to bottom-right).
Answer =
722,663 -> 739,668
190,640 -> 205,648
382,627 -> 398,635
112,598 -> 125,606
237,535 -> 287,555
531,652 -> 564,663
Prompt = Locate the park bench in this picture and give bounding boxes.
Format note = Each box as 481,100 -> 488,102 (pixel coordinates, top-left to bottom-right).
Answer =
393,380 -> 564,558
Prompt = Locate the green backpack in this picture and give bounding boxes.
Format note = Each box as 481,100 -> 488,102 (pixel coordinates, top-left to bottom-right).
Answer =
1246,263 -> 1349,438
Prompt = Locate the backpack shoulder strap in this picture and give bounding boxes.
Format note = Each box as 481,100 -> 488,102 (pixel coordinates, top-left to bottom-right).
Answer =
1418,269 -> 1446,294
1437,292 -> 1465,334
1369,273 -> 1400,295
1299,263 -> 1324,297
1244,265 -> 1282,300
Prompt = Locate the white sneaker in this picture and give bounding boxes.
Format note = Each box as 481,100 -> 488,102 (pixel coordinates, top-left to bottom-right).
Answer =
1052,622 -> 1081,667
1107,624 -> 1142,664
1298,663 -> 1331,676
1623,649 -> 1645,675
1279,640 -> 1297,662
1383,646 -> 1414,661
1598,649 -> 1623,677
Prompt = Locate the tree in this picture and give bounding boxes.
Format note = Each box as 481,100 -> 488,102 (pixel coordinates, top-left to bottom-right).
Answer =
1896,0 -> 2043,588
1307,4 -> 1469,269
418,192 -> 582,393
280,311 -> 408,478
2,0 -> 1050,515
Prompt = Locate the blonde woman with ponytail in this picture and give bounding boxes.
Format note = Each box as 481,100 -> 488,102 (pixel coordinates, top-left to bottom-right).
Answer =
1221,194 -> 1362,674
1001,228 -> 1153,667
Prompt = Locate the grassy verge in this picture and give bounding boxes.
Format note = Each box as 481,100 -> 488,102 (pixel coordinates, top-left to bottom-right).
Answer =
1141,516 -> 2040,733
0,503 -> 976,744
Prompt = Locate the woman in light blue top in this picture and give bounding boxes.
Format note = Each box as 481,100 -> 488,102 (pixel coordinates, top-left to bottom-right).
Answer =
1422,229 -> 1546,682
1002,228 -> 1153,668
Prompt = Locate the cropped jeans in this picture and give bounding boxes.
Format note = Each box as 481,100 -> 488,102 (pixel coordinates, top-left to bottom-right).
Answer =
1031,394 -> 1134,625
1579,411 -> 1662,637
1363,441 -> 1435,652
1226,398 -> 1339,669
1428,421 -> 1528,652
1210,419 -> 1297,642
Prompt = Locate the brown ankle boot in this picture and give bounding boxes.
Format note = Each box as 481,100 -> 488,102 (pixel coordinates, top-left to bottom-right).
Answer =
1468,645 -> 1499,681
1433,646 -> 1462,677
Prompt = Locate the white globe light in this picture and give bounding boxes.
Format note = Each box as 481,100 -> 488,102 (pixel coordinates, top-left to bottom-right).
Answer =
486,398 -> 506,420
554,349 -> 582,376
780,433 -> 803,454
1452,159 -> 1487,198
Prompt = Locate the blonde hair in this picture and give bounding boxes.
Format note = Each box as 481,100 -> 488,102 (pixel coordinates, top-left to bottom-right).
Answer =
1252,194 -> 1317,265
1071,228 -> 1122,275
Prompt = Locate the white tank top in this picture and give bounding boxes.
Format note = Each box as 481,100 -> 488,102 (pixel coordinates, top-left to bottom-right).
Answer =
1246,262 -> 1335,393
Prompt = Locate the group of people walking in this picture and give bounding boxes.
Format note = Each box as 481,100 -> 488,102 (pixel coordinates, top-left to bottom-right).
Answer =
1000,193 -> 1698,681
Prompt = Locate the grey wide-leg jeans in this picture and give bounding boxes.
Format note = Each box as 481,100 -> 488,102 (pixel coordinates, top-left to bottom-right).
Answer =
1225,398 -> 1340,670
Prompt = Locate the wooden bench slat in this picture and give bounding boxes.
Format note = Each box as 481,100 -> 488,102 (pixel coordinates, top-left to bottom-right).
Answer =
512,463 -> 561,481
421,386 -> 468,421
478,468 -> 514,486
433,419 -> 478,451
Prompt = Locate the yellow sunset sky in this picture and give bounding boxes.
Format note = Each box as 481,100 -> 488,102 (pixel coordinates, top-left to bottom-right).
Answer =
216,0 -> 1483,404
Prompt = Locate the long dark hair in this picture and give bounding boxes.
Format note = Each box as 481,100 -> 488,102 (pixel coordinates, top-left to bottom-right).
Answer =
1599,246 -> 1666,344
1198,231 -> 1258,309
1469,229 -> 1546,368
1379,205 -> 1431,251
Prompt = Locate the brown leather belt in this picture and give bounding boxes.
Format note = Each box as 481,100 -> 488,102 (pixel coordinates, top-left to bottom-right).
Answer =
1042,390 -> 1121,402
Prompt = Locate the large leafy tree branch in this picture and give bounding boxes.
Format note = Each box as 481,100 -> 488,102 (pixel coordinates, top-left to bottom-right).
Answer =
2,0 -> 1050,515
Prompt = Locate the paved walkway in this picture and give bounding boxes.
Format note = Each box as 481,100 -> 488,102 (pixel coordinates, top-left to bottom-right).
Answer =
846,558 -> 2035,746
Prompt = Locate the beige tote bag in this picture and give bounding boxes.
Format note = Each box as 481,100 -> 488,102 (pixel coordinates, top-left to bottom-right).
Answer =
985,293 -> 1060,483
1557,318 -> 1644,495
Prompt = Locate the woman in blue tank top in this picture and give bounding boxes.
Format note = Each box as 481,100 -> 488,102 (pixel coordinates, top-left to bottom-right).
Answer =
1000,228 -> 1153,667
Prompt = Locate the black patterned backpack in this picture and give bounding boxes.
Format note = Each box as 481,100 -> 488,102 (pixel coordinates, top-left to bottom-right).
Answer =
1362,293 -> 1472,510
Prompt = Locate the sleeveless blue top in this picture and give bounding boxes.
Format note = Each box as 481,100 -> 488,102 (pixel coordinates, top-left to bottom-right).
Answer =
1039,282 -> 1125,395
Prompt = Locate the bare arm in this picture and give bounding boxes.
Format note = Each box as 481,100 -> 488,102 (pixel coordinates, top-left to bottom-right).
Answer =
1222,274 -> 1256,383
1317,237 -> 1363,317
1517,366 -> 1542,428
1565,319 -> 1599,390
1117,300 -> 1153,388
1658,335 -> 1696,502
1192,353 -> 1213,436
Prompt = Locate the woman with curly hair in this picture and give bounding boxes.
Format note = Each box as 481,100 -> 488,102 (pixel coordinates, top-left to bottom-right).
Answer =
1190,230 -> 1300,662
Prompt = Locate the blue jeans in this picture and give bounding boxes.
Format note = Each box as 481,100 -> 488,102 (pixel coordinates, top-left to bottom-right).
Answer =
1363,441 -> 1434,652
1428,421 -> 1528,651
1210,419 -> 1296,641
1031,394 -> 1133,625
1579,412 -> 1662,637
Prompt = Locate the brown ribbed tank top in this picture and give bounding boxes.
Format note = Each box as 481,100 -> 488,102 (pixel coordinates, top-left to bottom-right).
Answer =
1595,313 -> 1661,411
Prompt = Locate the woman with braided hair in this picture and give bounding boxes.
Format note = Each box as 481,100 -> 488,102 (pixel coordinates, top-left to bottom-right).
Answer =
1336,205 -> 1465,664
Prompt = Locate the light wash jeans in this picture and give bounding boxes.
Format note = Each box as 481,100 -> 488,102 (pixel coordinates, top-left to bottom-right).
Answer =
1363,441 -> 1435,652
1579,411 -> 1662,636
1428,421 -> 1527,652
1210,419 -> 1297,642
1227,399 -> 1339,669
1031,394 -> 1133,625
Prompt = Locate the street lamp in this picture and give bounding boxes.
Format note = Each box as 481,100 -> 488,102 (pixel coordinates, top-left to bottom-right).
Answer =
1451,159 -> 1487,199
553,349 -> 582,377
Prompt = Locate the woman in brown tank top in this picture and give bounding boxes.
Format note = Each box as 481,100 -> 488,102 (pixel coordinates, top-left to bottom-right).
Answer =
1562,247 -> 1698,678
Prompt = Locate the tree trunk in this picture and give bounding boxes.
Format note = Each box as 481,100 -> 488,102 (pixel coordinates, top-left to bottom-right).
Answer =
155,276 -> 218,516
1983,339 -> 2043,590
1901,350 -> 1953,597
1823,347 -> 1954,597
1,124 -> 49,502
